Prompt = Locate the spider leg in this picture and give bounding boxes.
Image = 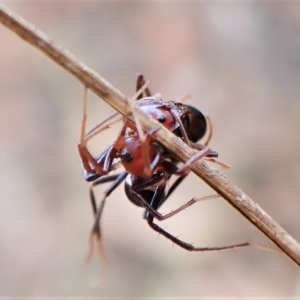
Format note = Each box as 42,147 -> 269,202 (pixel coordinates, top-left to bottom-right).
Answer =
132,179 -> 249,252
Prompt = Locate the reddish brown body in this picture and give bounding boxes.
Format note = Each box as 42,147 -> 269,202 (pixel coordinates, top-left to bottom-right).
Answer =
78,74 -> 248,254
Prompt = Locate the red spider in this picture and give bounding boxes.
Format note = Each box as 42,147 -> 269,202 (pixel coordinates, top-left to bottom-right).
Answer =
78,75 -> 248,259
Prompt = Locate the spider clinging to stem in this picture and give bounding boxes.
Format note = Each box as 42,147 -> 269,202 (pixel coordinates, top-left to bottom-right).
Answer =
78,74 -> 249,261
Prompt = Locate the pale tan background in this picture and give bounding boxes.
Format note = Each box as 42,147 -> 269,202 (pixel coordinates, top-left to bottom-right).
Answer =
0,1 -> 300,298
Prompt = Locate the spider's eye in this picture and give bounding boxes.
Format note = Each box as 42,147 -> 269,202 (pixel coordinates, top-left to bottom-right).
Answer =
157,115 -> 166,123
120,151 -> 133,163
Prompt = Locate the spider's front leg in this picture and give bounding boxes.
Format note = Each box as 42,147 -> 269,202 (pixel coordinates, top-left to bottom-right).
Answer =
77,87 -> 120,179
132,177 -> 249,252
136,74 -> 152,99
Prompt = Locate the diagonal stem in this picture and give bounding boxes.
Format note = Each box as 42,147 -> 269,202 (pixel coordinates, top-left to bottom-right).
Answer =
0,4 -> 300,267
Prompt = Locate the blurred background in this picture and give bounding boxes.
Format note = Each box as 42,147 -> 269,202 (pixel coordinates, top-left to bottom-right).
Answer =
0,1 -> 300,297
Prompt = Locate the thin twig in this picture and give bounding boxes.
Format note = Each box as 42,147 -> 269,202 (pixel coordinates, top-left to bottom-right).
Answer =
1,4 -> 300,267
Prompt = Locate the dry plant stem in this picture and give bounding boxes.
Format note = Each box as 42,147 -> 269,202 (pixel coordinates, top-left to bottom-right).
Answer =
1,5 -> 300,267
